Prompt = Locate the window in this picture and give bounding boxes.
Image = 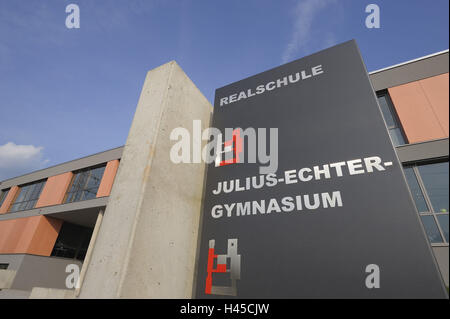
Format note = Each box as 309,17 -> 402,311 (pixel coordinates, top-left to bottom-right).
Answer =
51,222 -> 93,261
417,163 -> 449,213
0,189 -> 10,207
377,92 -> 407,147
65,165 -> 106,204
9,180 -> 46,213
0,264 -> 9,270
403,161 -> 449,245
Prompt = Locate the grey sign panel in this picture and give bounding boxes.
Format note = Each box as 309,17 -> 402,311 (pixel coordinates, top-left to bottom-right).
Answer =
195,40 -> 447,298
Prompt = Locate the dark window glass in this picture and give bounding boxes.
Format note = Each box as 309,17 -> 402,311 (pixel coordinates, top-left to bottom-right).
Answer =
65,165 -> 106,204
389,128 -> 406,147
0,189 -> 10,207
51,222 -> 94,261
403,161 -> 449,245
377,95 -> 396,128
377,93 -> 406,146
9,180 -> 46,212
417,162 -> 449,213
437,214 -> 449,242
0,264 -> 9,270
404,167 -> 429,212
420,215 -> 443,244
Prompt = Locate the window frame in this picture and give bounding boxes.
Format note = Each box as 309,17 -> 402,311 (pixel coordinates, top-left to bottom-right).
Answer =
8,180 -> 46,213
64,164 -> 106,204
0,188 -> 10,208
376,90 -> 408,147
50,222 -> 94,261
404,160 -> 449,247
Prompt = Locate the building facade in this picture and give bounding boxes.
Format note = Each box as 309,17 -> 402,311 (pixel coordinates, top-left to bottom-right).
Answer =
0,50 -> 448,298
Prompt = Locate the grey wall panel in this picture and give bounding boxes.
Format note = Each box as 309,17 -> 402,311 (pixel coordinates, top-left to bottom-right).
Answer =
0,289 -> 31,299
0,254 -> 25,271
11,255 -> 82,291
0,197 -> 108,225
397,138 -> 449,164
370,52 -> 449,91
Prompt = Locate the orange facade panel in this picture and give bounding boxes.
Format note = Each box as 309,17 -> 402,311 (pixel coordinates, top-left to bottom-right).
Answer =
27,216 -> 63,255
419,73 -> 449,136
0,216 -> 62,256
0,185 -> 19,214
35,172 -> 73,208
388,73 -> 449,144
96,160 -> 119,198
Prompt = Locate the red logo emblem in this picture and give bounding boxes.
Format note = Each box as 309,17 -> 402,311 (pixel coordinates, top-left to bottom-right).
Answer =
205,238 -> 241,296
215,129 -> 243,167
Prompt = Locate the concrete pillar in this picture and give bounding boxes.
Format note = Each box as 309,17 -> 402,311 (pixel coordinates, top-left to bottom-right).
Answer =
78,61 -> 212,298
75,209 -> 104,297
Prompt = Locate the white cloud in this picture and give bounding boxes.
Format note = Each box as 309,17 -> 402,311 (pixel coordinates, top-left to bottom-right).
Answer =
0,142 -> 49,181
282,0 -> 337,64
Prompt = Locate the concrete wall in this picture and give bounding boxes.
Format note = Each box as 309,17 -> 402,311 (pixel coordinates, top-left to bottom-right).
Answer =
0,254 -> 25,271
79,61 -> 212,298
0,289 -> 30,299
0,270 -> 16,289
29,287 -> 75,299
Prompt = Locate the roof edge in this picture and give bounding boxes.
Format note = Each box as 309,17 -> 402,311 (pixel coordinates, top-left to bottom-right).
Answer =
369,49 -> 449,75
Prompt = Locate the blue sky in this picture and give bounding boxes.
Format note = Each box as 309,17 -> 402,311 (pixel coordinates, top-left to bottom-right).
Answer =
0,0 -> 448,180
